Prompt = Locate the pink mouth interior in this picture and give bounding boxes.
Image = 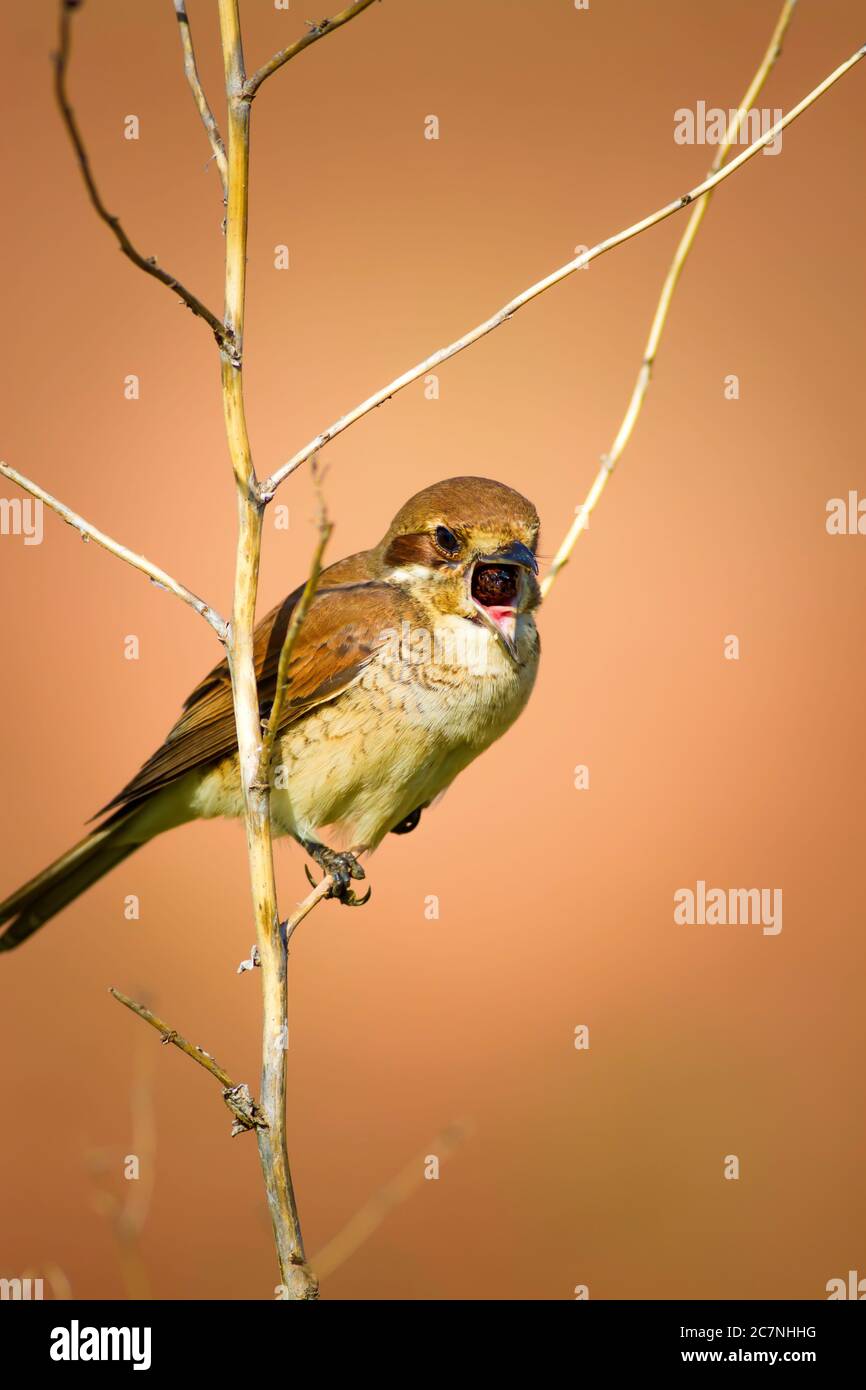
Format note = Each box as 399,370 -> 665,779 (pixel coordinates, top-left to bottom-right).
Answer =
471,562 -> 521,643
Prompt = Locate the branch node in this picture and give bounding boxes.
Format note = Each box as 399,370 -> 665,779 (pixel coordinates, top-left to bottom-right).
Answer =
237,944 -> 261,974
242,0 -> 379,100
223,1083 -> 269,1137
109,987 -> 268,1141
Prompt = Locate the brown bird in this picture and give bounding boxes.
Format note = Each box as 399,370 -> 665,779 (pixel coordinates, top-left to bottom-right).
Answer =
0,476 -> 541,951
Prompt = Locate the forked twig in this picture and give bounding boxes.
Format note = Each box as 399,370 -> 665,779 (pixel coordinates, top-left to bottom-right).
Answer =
259,39 -> 865,500
243,0 -> 380,100
109,987 -> 268,1136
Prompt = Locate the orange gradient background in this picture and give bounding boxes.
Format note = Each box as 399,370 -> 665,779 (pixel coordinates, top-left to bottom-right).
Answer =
1,0 -> 864,1300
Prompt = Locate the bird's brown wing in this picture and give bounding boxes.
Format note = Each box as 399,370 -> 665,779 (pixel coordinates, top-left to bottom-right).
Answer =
98,558 -> 411,819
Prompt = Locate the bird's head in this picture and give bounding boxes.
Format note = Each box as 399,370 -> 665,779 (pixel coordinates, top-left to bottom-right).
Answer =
376,476 -> 540,661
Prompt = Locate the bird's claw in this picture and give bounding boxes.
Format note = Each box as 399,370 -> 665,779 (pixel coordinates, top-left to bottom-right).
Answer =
341,884 -> 372,907
303,847 -> 371,908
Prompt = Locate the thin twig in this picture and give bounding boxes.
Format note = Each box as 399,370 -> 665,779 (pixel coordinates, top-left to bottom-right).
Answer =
542,0 -> 799,598
284,874 -> 336,948
256,502 -> 333,790
312,1123 -> 469,1281
55,1 -> 234,358
0,460 -> 227,638
173,0 -> 229,205
237,873 -> 337,965
259,41 -> 866,501
243,0 -> 379,100
109,987 -> 268,1136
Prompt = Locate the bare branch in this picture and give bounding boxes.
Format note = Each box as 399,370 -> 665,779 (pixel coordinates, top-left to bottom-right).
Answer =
243,0 -> 379,100
55,1 -> 234,358
259,41 -> 866,501
0,460 -> 228,639
217,0 -> 319,1301
542,0 -> 799,598
256,498 -> 333,790
172,0 -> 229,205
109,988 -> 268,1136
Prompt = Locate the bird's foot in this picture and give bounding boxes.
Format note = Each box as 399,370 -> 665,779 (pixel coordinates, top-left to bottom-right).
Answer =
303,844 -> 371,907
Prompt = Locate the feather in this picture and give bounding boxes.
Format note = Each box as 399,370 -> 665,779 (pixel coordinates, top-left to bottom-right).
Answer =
97,554 -> 420,819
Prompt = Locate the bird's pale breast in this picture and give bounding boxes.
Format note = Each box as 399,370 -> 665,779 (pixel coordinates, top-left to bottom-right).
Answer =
267,611 -> 539,849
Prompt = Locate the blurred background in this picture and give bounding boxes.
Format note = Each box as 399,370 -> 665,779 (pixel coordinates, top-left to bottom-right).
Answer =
0,0 -> 864,1300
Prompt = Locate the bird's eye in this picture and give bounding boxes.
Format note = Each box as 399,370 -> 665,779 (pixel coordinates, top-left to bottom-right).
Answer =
434,525 -> 461,556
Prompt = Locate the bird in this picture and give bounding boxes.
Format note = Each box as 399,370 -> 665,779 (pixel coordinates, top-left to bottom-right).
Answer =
0,475 -> 541,952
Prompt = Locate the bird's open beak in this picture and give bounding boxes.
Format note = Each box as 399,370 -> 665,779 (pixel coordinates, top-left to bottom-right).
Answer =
469,541 -> 538,660
482,540 -> 539,574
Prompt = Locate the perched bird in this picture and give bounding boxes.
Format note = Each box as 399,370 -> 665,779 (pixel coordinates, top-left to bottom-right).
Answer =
0,476 -> 541,951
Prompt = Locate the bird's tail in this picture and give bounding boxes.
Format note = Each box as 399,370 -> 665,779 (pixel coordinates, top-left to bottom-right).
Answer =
0,786 -> 193,953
